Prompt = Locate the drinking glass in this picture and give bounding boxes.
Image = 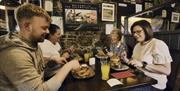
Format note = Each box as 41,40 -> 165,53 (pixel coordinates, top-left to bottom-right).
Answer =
100,56 -> 110,80
84,53 -> 91,62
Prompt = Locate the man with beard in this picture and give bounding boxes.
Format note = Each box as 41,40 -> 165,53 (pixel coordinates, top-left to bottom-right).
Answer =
0,3 -> 80,91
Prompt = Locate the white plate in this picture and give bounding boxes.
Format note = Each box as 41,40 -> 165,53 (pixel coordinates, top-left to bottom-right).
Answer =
111,64 -> 129,71
95,55 -> 108,59
71,66 -> 95,79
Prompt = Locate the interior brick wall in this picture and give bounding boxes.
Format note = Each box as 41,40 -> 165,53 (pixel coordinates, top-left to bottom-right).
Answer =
60,30 -> 101,49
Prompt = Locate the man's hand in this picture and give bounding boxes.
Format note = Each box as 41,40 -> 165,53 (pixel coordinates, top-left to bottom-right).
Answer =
68,60 -> 80,70
97,50 -> 106,56
51,55 -> 67,64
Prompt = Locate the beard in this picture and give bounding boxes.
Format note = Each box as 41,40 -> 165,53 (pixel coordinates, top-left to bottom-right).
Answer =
31,33 -> 46,44
38,33 -> 46,42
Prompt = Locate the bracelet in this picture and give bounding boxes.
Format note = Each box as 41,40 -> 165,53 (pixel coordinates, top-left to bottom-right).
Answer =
142,61 -> 147,68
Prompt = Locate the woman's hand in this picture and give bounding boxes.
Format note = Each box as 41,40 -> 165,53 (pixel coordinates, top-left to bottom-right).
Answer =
107,52 -> 113,57
119,51 -> 129,63
128,59 -> 143,67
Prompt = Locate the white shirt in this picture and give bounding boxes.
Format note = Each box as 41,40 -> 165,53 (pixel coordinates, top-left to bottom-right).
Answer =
132,38 -> 172,89
39,39 -> 61,58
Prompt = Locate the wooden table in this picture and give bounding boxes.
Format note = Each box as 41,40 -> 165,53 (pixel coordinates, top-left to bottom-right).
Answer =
64,59 -> 157,91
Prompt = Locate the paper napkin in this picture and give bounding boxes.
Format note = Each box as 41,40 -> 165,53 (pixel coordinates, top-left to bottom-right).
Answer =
107,78 -> 123,87
89,57 -> 95,65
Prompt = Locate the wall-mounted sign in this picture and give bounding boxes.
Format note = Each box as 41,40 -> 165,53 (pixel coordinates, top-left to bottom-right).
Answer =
105,24 -> 114,34
45,0 -> 53,12
0,10 -> 7,30
101,3 -> 115,22
171,12 -> 180,23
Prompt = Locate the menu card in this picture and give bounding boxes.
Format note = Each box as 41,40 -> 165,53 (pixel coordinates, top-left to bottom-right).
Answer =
111,71 -> 135,79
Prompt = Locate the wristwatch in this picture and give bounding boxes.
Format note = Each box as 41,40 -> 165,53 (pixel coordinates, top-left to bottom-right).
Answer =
142,61 -> 147,68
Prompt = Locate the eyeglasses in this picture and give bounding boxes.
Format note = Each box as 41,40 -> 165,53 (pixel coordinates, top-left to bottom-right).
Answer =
132,30 -> 142,34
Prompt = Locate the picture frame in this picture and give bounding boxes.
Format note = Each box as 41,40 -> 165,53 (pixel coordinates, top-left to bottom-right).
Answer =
171,12 -> 180,23
105,23 -> 114,34
121,16 -> 152,34
52,0 -> 62,16
44,0 -> 53,12
62,2 -> 99,31
101,3 -> 115,22
0,9 -> 7,30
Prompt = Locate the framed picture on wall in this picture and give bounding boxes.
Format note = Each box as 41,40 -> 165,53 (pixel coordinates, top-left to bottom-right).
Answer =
101,3 -> 115,22
121,16 -> 152,33
44,0 -> 53,12
0,9 -> 7,30
52,0 -> 62,16
105,23 -> 114,34
62,2 -> 99,31
171,12 -> 180,23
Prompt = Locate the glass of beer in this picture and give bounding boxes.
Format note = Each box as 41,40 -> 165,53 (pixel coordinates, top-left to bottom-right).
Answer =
84,53 -> 91,62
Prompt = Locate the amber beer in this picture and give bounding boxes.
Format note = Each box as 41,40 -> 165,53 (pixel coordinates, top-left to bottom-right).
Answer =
84,53 -> 91,62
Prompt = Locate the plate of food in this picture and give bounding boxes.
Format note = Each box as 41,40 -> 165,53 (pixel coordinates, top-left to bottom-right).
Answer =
110,58 -> 129,71
71,64 -> 95,79
111,64 -> 129,71
95,55 -> 109,59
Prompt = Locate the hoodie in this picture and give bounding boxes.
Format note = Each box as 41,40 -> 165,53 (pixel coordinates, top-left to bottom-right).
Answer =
0,32 -> 51,91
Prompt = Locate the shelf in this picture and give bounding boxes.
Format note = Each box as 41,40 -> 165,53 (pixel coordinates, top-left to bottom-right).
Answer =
0,5 -> 17,10
154,31 -> 180,34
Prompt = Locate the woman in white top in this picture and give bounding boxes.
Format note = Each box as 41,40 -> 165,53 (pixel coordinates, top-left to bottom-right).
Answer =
122,20 -> 172,91
39,24 -> 68,64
